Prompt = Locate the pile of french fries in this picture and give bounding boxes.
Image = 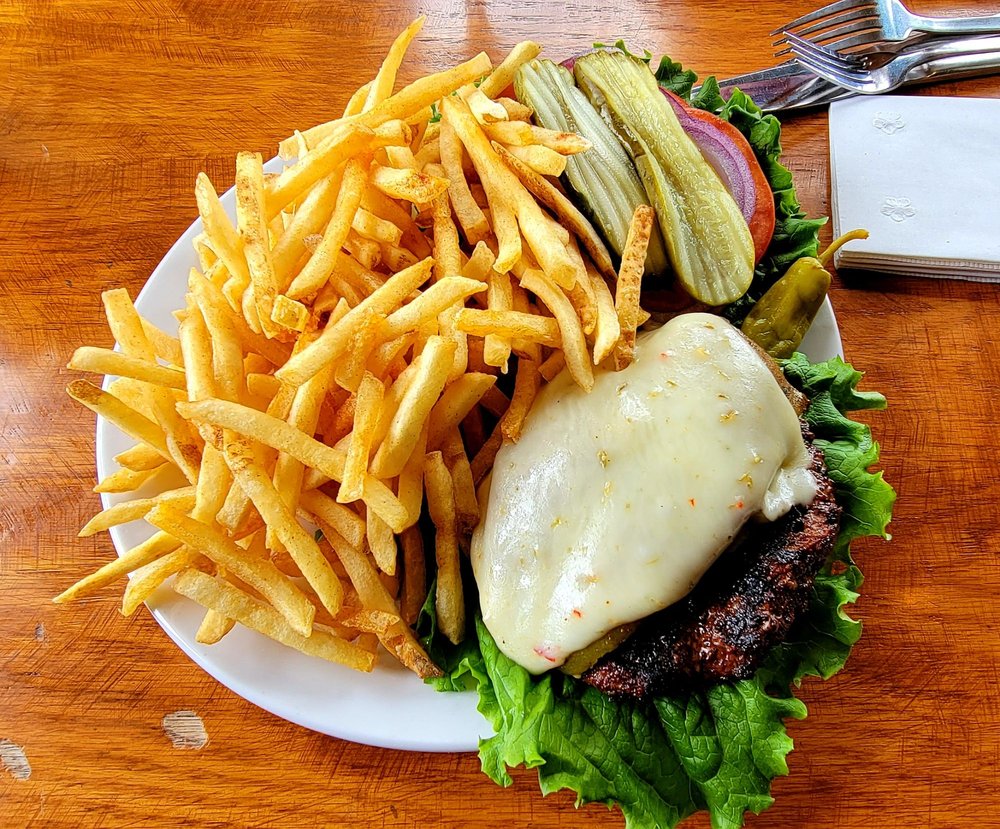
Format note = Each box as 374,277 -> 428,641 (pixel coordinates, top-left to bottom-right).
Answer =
57,17 -> 654,677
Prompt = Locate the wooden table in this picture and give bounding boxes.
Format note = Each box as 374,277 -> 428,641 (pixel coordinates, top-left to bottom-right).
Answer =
3,0 -> 999,826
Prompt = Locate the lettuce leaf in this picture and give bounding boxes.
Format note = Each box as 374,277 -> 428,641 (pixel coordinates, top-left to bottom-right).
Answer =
423,356 -> 894,829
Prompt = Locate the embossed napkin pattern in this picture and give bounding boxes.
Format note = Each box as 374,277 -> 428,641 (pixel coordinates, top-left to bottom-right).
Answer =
829,95 -> 1000,281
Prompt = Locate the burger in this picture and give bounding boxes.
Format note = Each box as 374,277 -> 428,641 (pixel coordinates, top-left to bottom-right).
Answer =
472,312 -> 841,700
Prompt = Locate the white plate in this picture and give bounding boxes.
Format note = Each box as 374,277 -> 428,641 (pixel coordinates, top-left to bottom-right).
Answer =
96,159 -> 843,753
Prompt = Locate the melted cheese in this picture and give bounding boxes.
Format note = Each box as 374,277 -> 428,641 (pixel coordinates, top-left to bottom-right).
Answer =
471,313 -> 816,674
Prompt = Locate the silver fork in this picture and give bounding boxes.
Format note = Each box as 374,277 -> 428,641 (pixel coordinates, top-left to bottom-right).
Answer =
773,0 -> 1000,55
785,29 -> 1000,92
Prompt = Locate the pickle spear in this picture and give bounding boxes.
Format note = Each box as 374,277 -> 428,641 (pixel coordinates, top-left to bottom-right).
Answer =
514,59 -> 670,281
574,51 -> 755,306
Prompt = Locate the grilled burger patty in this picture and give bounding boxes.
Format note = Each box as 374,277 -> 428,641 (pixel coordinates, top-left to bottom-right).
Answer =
582,428 -> 840,700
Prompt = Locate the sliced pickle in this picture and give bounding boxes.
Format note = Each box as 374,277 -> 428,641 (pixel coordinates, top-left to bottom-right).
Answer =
514,59 -> 670,281
574,51 -> 754,306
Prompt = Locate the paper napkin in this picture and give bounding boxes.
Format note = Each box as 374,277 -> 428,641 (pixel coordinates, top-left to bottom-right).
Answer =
829,95 -> 1000,281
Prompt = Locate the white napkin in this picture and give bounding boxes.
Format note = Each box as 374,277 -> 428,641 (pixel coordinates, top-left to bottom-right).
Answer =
829,95 -> 1000,281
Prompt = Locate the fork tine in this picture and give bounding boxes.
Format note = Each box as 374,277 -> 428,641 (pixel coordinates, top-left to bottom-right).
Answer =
785,32 -> 867,81
769,0 -> 873,37
774,6 -> 878,44
834,30 -> 898,52
774,18 -> 884,58
793,52 -> 861,88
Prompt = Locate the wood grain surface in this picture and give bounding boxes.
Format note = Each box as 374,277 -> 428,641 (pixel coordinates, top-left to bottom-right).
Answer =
3,0 -> 1000,826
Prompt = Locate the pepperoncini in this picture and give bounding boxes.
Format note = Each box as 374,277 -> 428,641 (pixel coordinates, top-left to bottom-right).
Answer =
742,229 -> 869,358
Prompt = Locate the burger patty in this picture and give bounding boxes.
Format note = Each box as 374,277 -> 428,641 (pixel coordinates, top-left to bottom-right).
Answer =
582,429 -> 841,701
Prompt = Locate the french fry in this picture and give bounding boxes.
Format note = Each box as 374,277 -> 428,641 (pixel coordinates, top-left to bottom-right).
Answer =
140,319 -> 185,367
339,371 -> 384,504
484,268 -> 514,371
78,487 -> 196,538
496,97 -> 534,122
178,398 -> 409,532
497,142 -> 567,177
223,434 -> 345,617
196,609 -> 236,645
276,257 -> 432,387
426,372 -> 496,449
482,120 -> 590,155
613,204 -> 654,368
441,428 -> 479,535
67,380 -> 171,462
177,300 -> 215,404
424,451 -> 464,644
194,172 -> 251,288
173,569 -> 374,671
370,163 -> 449,204
439,120 -> 490,246
235,152 -> 283,338
519,268 -> 594,391
94,464 -> 166,494
430,186 -> 462,282
343,81 -> 373,117
147,504 -> 316,637
381,276 -> 486,340
193,231 -> 219,274
464,87 -> 509,124
269,359 -> 338,551
399,525 -> 427,627
493,142 -> 616,279
120,547 -> 201,616
271,294 -> 310,333
356,51 -> 492,133
438,298 -> 469,383
500,357 -> 540,443
491,200 -> 524,277
396,421 -> 428,528
370,335 -> 456,478
589,265 -> 621,366
538,349 -> 567,381
271,173 -> 341,288
470,422 -> 503,485
412,138 -> 441,170
478,40 -> 541,99
53,530 -> 181,604
268,125 -> 395,215
102,289 -> 202,482
366,508 -> 397,575
287,156 -> 368,300
334,309 -> 387,393
114,442 -> 168,472
314,521 -> 440,677
379,242 -> 420,273
461,241 -> 496,283
352,206 -> 403,246
455,308 -> 561,348
362,15 -> 426,112
298,489 -> 366,550
188,271 -> 245,403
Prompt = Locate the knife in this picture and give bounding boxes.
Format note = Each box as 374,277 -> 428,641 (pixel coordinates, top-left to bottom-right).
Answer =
704,35 -> 1000,112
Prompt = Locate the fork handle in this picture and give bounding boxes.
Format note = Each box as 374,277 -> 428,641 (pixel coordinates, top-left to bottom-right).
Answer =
912,11 -> 1000,36
905,32 -> 1000,62
905,45 -> 1000,85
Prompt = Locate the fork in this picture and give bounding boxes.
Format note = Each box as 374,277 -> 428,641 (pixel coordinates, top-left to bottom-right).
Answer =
785,29 -> 1000,92
773,0 -> 1000,55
